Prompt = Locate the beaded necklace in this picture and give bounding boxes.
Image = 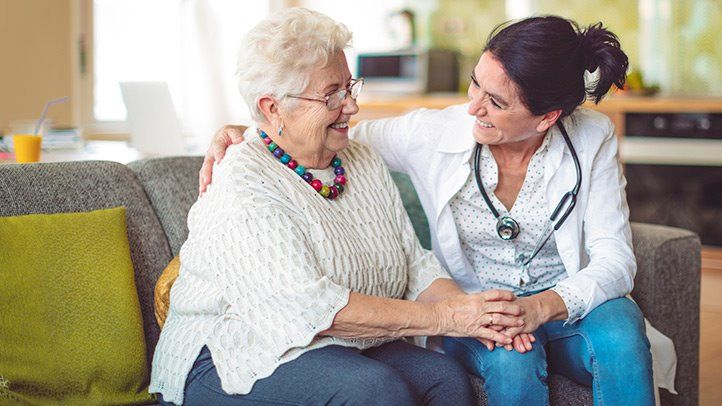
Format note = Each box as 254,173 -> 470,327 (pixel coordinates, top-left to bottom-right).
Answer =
258,129 -> 347,200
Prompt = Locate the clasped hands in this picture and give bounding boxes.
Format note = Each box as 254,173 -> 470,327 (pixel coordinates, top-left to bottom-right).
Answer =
434,290 -> 547,353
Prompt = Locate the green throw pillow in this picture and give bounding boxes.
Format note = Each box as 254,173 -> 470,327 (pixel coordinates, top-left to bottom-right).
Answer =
0,207 -> 155,405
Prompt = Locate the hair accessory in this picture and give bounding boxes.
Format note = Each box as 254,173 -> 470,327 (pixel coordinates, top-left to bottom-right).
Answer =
258,129 -> 346,200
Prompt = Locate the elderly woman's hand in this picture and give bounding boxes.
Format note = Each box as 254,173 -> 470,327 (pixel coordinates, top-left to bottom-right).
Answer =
489,290 -> 568,352
198,124 -> 247,196
435,290 -> 523,346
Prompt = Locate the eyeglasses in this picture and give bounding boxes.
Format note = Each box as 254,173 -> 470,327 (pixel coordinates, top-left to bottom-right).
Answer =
287,78 -> 364,110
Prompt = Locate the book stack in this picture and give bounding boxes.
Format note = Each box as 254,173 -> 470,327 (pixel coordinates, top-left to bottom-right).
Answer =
43,127 -> 83,150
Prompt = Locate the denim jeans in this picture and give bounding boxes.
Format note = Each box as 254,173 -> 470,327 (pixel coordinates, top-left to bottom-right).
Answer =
160,340 -> 475,405
443,297 -> 654,406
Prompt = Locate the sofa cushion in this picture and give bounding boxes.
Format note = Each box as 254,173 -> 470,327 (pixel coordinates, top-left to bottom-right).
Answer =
630,222 -> 700,406
0,161 -> 172,367
155,256 -> 180,328
0,207 -> 155,404
128,157 -> 204,257
468,374 -> 592,405
390,172 -> 431,249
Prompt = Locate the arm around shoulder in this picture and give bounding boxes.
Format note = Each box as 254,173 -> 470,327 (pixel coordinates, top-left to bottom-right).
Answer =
351,109 -> 431,173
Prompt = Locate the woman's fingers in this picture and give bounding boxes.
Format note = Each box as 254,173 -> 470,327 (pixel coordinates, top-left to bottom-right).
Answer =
504,333 -> 535,353
476,337 -> 495,351
477,328 -> 513,345
521,333 -> 533,351
210,131 -> 230,163
511,336 -> 520,352
499,325 -> 525,338
487,313 -> 524,328
198,155 -> 215,195
227,125 -> 247,144
212,125 -> 246,162
483,300 -> 523,316
478,289 -> 516,302
515,335 -> 526,352
199,125 -> 248,195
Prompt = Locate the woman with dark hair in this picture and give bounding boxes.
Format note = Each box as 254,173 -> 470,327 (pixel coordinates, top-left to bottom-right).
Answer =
202,15 -> 669,405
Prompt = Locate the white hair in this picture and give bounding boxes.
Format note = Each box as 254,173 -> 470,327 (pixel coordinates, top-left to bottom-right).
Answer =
236,8 -> 353,122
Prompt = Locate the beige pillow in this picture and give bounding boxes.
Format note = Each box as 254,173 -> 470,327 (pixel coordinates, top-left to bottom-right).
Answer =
154,255 -> 180,329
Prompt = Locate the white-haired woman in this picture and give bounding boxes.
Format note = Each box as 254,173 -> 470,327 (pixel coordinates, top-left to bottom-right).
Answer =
150,8 -> 525,405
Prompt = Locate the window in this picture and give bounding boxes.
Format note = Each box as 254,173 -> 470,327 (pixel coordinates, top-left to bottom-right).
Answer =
87,0 -> 271,141
93,0 -> 182,121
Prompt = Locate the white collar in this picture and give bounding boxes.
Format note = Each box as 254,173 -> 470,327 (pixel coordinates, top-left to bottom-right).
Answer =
436,104 -> 477,154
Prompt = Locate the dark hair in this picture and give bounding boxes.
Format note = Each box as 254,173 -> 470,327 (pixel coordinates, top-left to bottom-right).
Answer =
484,16 -> 628,117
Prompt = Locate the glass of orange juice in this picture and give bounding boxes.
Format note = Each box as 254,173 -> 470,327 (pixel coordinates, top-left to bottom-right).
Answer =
13,134 -> 42,163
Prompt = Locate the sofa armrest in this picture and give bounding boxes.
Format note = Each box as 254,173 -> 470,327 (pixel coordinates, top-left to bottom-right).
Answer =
630,222 -> 700,406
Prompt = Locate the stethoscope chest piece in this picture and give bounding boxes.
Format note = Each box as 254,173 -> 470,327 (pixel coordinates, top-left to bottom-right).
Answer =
496,216 -> 520,240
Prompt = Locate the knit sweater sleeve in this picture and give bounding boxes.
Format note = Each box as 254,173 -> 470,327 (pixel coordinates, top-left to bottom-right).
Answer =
373,151 -> 452,301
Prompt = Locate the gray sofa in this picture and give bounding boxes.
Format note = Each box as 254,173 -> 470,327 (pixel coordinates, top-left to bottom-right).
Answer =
0,157 -> 701,405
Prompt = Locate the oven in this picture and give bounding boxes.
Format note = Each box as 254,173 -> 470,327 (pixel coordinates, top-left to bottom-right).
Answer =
620,112 -> 722,246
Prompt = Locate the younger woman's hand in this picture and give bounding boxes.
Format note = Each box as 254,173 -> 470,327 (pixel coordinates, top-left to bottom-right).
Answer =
499,332 -> 536,353
478,327 -> 536,353
199,124 -> 247,195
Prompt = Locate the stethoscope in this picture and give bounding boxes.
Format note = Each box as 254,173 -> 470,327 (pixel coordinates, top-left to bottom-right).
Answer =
473,120 -> 582,268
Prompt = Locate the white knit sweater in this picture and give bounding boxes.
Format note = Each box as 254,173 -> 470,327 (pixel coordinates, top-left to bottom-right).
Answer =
149,133 -> 450,404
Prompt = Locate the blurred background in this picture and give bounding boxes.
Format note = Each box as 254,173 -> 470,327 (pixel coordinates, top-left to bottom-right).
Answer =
2,0 -> 721,142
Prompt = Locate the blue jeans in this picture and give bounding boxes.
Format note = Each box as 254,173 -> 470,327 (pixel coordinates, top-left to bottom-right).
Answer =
443,297 -> 654,406
160,340 -> 474,405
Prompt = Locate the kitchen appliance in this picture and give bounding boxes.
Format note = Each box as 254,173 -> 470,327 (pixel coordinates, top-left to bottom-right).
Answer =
621,112 -> 722,246
356,49 -> 459,94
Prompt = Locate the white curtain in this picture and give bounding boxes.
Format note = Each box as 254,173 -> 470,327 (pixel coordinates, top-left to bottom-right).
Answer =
178,0 -> 270,150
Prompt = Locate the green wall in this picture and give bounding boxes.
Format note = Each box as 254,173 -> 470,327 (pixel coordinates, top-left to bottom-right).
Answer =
419,0 -> 721,96
670,0 -> 722,95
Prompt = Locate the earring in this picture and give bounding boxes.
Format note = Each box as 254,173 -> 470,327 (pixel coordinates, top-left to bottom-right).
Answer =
277,123 -> 284,136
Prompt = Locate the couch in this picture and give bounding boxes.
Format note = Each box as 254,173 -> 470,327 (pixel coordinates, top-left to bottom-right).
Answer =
0,156 -> 701,405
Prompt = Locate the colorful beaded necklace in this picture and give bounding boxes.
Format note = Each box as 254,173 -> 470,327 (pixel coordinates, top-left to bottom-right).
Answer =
258,129 -> 347,200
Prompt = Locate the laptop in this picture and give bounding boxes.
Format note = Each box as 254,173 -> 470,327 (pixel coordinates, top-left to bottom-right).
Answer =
119,81 -> 186,156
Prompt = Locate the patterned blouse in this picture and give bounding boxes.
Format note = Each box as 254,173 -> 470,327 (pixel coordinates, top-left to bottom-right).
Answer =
449,135 -> 584,322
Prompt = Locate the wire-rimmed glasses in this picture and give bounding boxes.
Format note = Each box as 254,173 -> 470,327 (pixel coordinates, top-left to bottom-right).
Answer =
287,78 -> 364,110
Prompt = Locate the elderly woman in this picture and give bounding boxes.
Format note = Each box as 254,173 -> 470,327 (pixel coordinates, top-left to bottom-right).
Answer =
150,8 -> 526,406
203,15 -> 670,406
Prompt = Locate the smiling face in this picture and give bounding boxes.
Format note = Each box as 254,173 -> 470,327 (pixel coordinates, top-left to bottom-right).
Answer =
467,52 -> 556,147
276,51 -> 359,167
